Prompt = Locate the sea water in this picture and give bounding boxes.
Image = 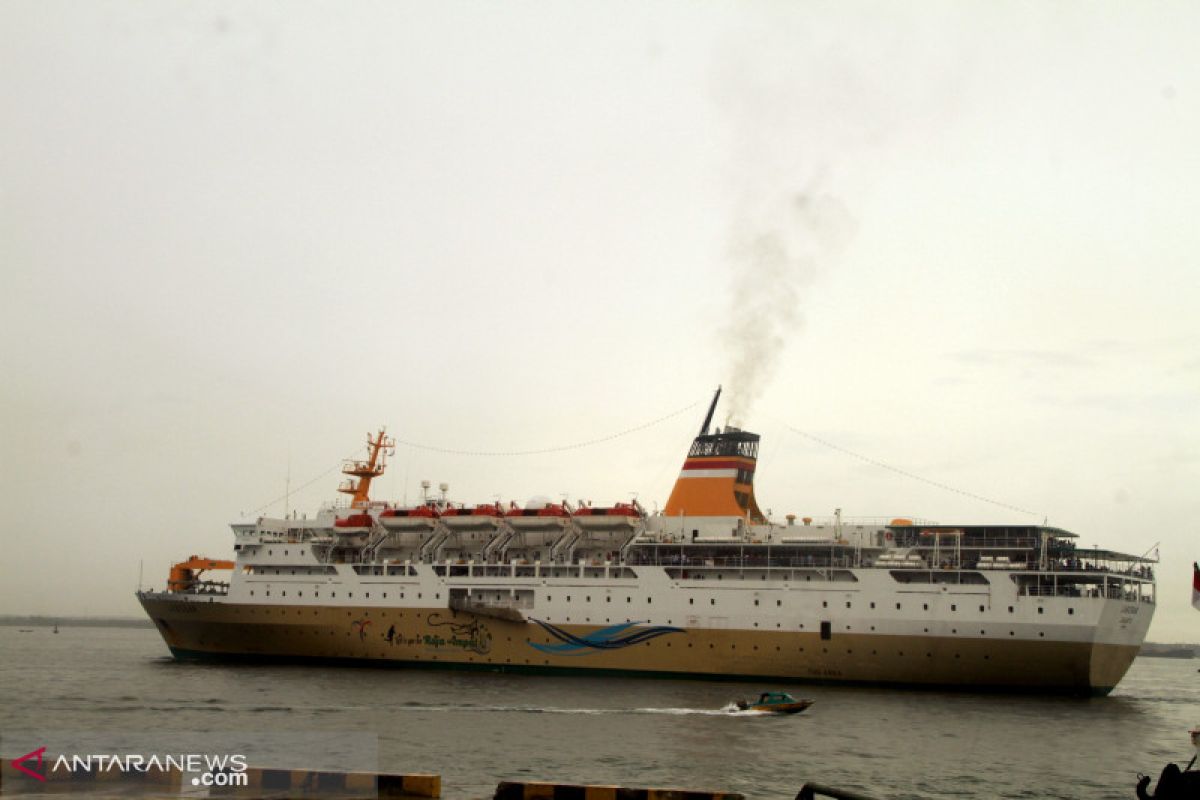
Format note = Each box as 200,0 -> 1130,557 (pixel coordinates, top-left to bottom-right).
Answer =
0,626 -> 1195,799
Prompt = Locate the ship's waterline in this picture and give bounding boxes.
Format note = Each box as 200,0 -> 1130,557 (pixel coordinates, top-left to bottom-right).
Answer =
139,391 -> 1158,694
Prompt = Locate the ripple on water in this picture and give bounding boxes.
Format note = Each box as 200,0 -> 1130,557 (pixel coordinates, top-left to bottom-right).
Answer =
3,629 -> 1196,800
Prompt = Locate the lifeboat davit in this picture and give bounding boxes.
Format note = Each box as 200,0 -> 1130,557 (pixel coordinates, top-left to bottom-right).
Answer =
379,505 -> 441,530
440,503 -> 506,530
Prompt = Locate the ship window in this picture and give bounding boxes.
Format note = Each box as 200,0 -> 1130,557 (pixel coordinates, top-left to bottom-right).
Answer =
547,595 -> 552,601
268,550 -> 272,555
1068,608 -> 1074,615
923,604 -> 928,610
284,550 -> 289,556
845,602 -> 851,609
626,597 -> 631,603
383,593 -> 387,599
1038,607 -> 1044,614
822,601 -> 828,608
250,591 -> 254,596
869,602 -> 875,609
979,605 -> 985,612
776,600 -> 781,607
951,604 -> 956,611
754,600 -> 759,606
282,591 -> 286,597
820,621 -> 831,640
896,603 -> 901,609
266,591 -> 270,596
566,596 -> 570,602
1008,606 -> 1014,613
348,593 -> 353,598
365,593 -> 370,598
586,596 -> 591,602
331,592 -> 335,597
647,598 -> 652,604
689,598 -> 694,605
710,599 -> 715,606
298,592 -> 302,597
606,597 -> 611,603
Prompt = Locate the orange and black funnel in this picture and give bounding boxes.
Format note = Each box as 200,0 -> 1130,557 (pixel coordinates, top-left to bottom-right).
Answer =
663,389 -> 765,522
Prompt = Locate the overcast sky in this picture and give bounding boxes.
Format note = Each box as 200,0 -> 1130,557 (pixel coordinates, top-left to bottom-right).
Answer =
2,2 -> 1198,641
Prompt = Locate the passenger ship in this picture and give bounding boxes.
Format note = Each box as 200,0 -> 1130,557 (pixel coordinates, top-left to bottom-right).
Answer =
138,391 -> 1156,695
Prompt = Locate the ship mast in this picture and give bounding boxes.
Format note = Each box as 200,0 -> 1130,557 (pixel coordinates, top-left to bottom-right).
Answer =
699,385 -> 722,436
338,428 -> 395,508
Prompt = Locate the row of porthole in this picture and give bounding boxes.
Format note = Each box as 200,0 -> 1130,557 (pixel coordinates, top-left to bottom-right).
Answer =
241,620 -> 1038,664
298,642 -> 1004,664
239,589 -> 1073,622
249,589 -> 439,600
237,603 -> 1054,642
541,594 -> 1074,616
237,608 -> 1050,643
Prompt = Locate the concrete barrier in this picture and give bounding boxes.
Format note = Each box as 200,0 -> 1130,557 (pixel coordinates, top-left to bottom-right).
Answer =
494,780 -> 745,800
209,767 -> 440,797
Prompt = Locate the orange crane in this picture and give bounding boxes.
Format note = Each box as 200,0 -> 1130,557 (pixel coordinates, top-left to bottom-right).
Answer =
167,556 -> 234,593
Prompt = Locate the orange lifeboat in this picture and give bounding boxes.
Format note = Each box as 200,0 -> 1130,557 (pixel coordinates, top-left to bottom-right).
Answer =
507,502 -> 572,530
441,503 -> 506,529
334,513 -> 373,530
379,505 -> 441,530
573,501 -> 643,530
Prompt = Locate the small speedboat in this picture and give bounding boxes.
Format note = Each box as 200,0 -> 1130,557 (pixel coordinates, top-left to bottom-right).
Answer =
736,691 -> 813,714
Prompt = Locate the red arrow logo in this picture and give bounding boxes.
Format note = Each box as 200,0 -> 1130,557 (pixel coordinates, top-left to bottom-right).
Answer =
12,747 -> 46,781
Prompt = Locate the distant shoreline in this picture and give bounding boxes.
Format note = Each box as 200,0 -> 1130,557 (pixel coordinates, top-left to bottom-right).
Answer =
1138,642 -> 1198,659
0,616 -> 153,629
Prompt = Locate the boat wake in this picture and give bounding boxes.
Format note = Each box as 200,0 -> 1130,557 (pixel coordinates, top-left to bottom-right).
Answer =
68,699 -> 784,717
381,702 -> 773,717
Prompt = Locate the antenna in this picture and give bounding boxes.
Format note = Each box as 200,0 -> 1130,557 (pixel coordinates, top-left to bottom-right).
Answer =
284,447 -> 291,518
699,385 -> 722,436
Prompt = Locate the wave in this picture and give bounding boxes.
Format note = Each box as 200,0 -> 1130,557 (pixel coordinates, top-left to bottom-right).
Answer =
84,703 -> 782,716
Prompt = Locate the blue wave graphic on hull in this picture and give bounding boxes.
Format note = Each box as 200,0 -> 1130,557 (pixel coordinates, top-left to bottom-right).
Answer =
529,619 -> 685,655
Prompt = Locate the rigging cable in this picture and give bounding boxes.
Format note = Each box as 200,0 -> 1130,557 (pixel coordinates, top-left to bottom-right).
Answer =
773,417 -> 1042,517
391,400 -> 702,456
245,399 -> 702,513
245,445 -> 366,516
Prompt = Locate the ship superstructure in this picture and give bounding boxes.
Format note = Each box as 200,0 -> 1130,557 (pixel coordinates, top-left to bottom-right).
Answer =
138,393 -> 1156,695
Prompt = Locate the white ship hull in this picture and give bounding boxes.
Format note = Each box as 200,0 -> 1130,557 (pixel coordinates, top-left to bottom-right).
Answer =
138,555 -> 1152,695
